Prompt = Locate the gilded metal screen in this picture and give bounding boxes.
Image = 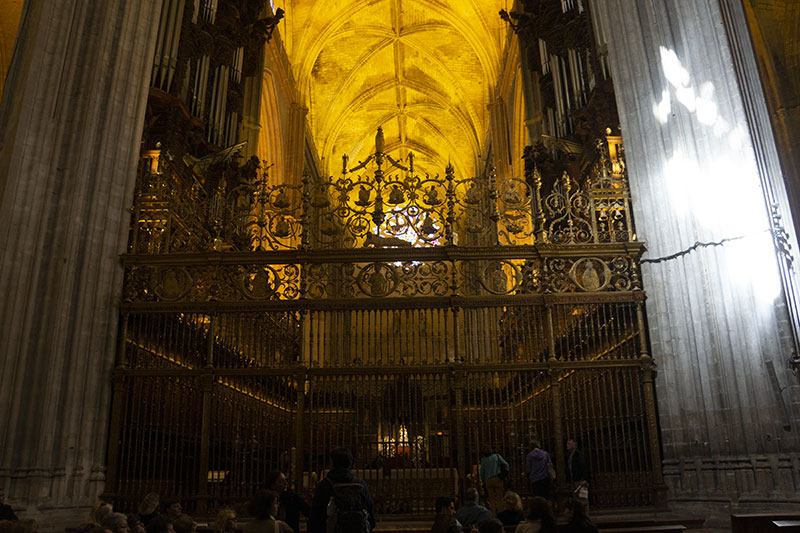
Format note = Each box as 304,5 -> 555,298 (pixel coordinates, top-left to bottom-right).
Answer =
106,135 -> 666,515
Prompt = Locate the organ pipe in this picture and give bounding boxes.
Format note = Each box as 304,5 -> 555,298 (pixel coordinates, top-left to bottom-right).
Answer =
538,38 -> 549,75
151,1 -> 169,87
151,0 -> 185,93
165,0 -> 186,93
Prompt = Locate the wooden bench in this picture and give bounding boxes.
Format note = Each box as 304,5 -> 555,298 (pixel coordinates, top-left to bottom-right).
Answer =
599,526 -> 686,533
732,513 -> 800,533
594,516 -> 704,530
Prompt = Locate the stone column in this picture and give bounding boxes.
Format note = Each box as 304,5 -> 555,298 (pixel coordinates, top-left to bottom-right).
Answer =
593,0 -> 800,517
0,0 -> 161,524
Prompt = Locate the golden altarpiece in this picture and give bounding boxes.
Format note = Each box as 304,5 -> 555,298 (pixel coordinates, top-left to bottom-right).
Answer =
103,0 -> 665,518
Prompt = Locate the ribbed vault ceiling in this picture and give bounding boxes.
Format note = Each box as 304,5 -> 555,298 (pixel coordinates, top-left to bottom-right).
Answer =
279,0 -> 510,178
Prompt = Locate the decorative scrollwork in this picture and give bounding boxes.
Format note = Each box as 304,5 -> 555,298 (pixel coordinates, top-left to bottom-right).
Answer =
545,172 -> 593,244
132,132 -> 637,255
497,177 -> 536,245
123,264 -> 302,302
397,261 -> 452,297
586,135 -> 633,243
453,176 -> 494,245
125,134 -> 643,305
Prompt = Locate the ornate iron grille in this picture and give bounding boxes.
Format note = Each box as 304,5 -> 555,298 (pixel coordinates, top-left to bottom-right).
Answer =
106,133 -> 665,515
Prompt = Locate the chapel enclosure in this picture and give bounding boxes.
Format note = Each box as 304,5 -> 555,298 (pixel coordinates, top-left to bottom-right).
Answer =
106,132 -> 666,515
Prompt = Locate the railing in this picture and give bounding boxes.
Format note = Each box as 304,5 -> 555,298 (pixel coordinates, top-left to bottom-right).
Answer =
107,134 -> 665,515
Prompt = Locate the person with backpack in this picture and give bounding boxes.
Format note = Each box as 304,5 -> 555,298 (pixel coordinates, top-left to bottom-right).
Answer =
308,448 -> 375,533
479,449 -> 510,513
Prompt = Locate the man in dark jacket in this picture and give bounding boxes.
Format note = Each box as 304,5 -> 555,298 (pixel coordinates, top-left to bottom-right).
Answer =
266,470 -> 310,533
566,438 -> 588,489
308,448 -> 375,533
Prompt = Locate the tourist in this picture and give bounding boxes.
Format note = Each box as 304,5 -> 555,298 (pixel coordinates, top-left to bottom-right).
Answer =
454,488 -> 492,528
525,441 -> 552,499
514,497 -> 557,533
172,514 -> 197,533
430,497 -> 461,533
137,494 -> 160,526
479,449 -> 510,513
75,501 -> 113,533
496,491 -> 524,526
145,516 -> 174,533
163,501 -> 182,521
101,513 -> 132,533
0,489 -> 17,521
559,499 -> 598,533
244,490 -> 292,533
477,518 -> 504,533
308,448 -> 375,533
127,514 -> 146,533
266,471 -> 309,533
566,439 -> 587,490
212,509 -> 237,533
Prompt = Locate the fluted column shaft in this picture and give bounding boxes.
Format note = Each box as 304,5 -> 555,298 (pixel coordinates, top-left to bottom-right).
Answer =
593,0 -> 800,506
0,0 -> 161,521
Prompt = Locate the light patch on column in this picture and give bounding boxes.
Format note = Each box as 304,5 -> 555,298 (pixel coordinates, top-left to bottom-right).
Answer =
656,46 -> 780,303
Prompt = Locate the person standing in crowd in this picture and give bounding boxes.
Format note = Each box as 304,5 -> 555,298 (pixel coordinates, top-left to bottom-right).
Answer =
244,491 -> 292,533
137,494 -> 160,526
430,497 -> 461,533
525,441 -> 552,499
162,501 -> 182,522
145,516 -> 174,533
212,509 -> 237,533
308,448 -> 375,533
566,440 -> 587,486
496,491 -> 524,526
477,519 -> 504,533
266,471 -> 309,533
127,515 -> 146,533
454,488 -> 492,528
75,501 -> 113,533
172,514 -> 198,533
514,497 -> 557,533
0,489 -> 17,521
559,499 -> 598,533
479,449 -> 509,514
101,513 -> 132,533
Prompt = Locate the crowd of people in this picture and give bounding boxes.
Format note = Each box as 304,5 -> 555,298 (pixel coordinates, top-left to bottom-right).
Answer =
0,439 -> 593,533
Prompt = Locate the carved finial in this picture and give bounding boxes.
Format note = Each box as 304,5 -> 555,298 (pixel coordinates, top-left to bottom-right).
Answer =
375,127 -> 385,153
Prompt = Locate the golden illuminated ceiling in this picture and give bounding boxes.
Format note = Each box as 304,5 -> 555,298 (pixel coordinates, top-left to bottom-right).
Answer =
0,0 -> 24,96
276,0 -> 511,178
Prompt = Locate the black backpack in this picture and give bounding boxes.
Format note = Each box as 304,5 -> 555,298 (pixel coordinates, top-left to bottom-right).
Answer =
326,480 -> 371,533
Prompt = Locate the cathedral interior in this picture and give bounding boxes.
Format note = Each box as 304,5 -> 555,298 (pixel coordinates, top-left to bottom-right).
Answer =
2,0 -> 800,530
